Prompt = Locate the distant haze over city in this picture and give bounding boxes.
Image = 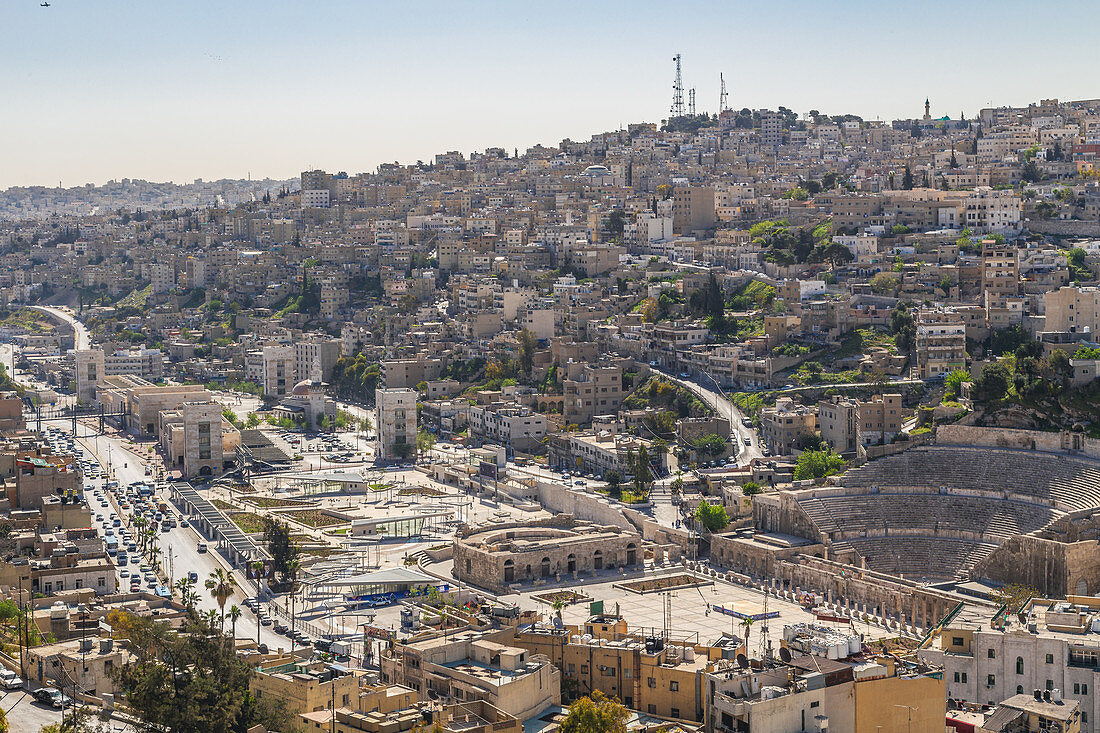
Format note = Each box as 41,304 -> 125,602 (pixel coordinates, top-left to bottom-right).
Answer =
3,0 -> 1099,188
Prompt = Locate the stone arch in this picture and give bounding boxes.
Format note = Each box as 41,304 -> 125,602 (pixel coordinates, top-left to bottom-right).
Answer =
504,559 -> 515,583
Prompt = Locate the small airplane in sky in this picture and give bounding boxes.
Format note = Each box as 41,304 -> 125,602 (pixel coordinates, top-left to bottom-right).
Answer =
41,2 -> 50,6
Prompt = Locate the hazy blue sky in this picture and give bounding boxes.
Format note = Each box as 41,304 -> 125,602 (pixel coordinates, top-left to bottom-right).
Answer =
2,0 -> 1097,188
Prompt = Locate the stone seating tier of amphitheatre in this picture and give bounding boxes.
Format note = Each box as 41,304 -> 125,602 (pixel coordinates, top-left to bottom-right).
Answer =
788,445 -> 1100,582
837,445 -> 1100,512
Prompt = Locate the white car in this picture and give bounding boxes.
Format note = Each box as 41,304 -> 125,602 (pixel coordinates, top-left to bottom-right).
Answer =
0,669 -> 23,690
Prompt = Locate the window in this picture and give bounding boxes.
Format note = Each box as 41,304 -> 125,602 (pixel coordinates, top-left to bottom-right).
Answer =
1075,683 -> 1082,695
1017,686 -> 1024,695
647,678 -> 656,688
1046,653 -> 1055,664
580,665 -> 588,675
1016,657 -> 1024,675
567,664 -> 575,676
1047,680 -> 1054,691
988,648 -> 996,659
810,701 -> 820,708
954,672 -> 961,683
1083,683 -> 1089,695
647,705 -> 656,714
670,681 -> 679,691
987,674 -> 996,686
952,637 -> 964,646
670,709 -> 680,719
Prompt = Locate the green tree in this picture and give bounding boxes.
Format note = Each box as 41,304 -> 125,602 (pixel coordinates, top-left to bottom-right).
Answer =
870,272 -> 899,295
793,448 -> 845,481
944,369 -> 971,399
605,470 -> 623,500
110,612 -> 293,733
416,429 -> 437,461
695,501 -> 730,532
742,481 -> 763,496
902,166 -> 914,190
560,691 -> 629,733
974,361 -> 1010,401
633,445 -> 652,497
205,568 -> 236,631
517,328 -> 538,375
263,517 -> 299,584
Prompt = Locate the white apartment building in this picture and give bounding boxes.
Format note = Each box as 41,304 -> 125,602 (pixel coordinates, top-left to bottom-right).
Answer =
294,338 -> 341,383
963,188 -> 1023,233
301,189 -> 330,208
376,388 -> 417,461
921,598 -> 1100,732
149,262 -> 175,294
467,404 -> 548,453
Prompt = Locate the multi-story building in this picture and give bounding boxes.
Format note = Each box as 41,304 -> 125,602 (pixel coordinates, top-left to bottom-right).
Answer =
817,396 -> 858,453
920,596 -> 1100,731
856,393 -> 904,447
760,397 -> 817,455
915,310 -> 967,378
158,400 -> 235,477
563,364 -> 623,424
467,403 -> 548,453
74,348 -> 105,403
294,337 -> 341,383
375,388 -> 417,461
1045,286 -> 1100,335
514,614 -> 711,721
983,244 -> 1021,300
672,186 -> 716,234
261,344 -> 295,398
379,629 -> 560,721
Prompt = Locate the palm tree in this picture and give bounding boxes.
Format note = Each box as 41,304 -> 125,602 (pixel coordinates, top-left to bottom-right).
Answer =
205,568 -> 236,631
551,599 -> 565,623
228,605 -> 242,641
202,609 -> 219,630
740,617 -> 755,656
175,577 -> 197,611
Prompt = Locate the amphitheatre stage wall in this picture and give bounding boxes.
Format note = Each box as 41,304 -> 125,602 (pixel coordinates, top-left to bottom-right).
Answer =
972,534 -> 1100,598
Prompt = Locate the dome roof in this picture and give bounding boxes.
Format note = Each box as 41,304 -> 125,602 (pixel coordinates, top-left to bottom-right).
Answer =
291,379 -> 315,396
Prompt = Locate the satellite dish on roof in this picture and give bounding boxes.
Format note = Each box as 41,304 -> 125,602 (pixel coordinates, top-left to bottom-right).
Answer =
736,654 -> 749,669
779,647 -> 792,663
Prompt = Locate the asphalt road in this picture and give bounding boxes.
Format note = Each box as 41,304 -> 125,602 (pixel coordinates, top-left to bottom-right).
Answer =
650,367 -> 764,465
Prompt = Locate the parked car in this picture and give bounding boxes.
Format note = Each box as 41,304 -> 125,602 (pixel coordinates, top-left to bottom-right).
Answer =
0,669 -> 23,690
273,622 -> 288,634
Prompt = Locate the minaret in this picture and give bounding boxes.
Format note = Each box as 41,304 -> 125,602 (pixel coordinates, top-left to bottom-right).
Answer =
923,98 -> 931,122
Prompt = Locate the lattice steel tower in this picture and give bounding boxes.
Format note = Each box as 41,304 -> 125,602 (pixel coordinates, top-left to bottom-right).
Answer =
670,54 -> 684,117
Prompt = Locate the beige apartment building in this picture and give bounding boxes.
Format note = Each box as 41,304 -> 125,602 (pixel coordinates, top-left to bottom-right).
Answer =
514,614 -> 714,721
982,244 -> 1021,300
818,395 -> 858,453
380,630 -> 560,721
856,393 -> 904,447
760,397 -> 817,455
563,364 -> 623,423
1045,286 -> 1100,334
375,388 -> 417,461
672,186 -> 716,234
